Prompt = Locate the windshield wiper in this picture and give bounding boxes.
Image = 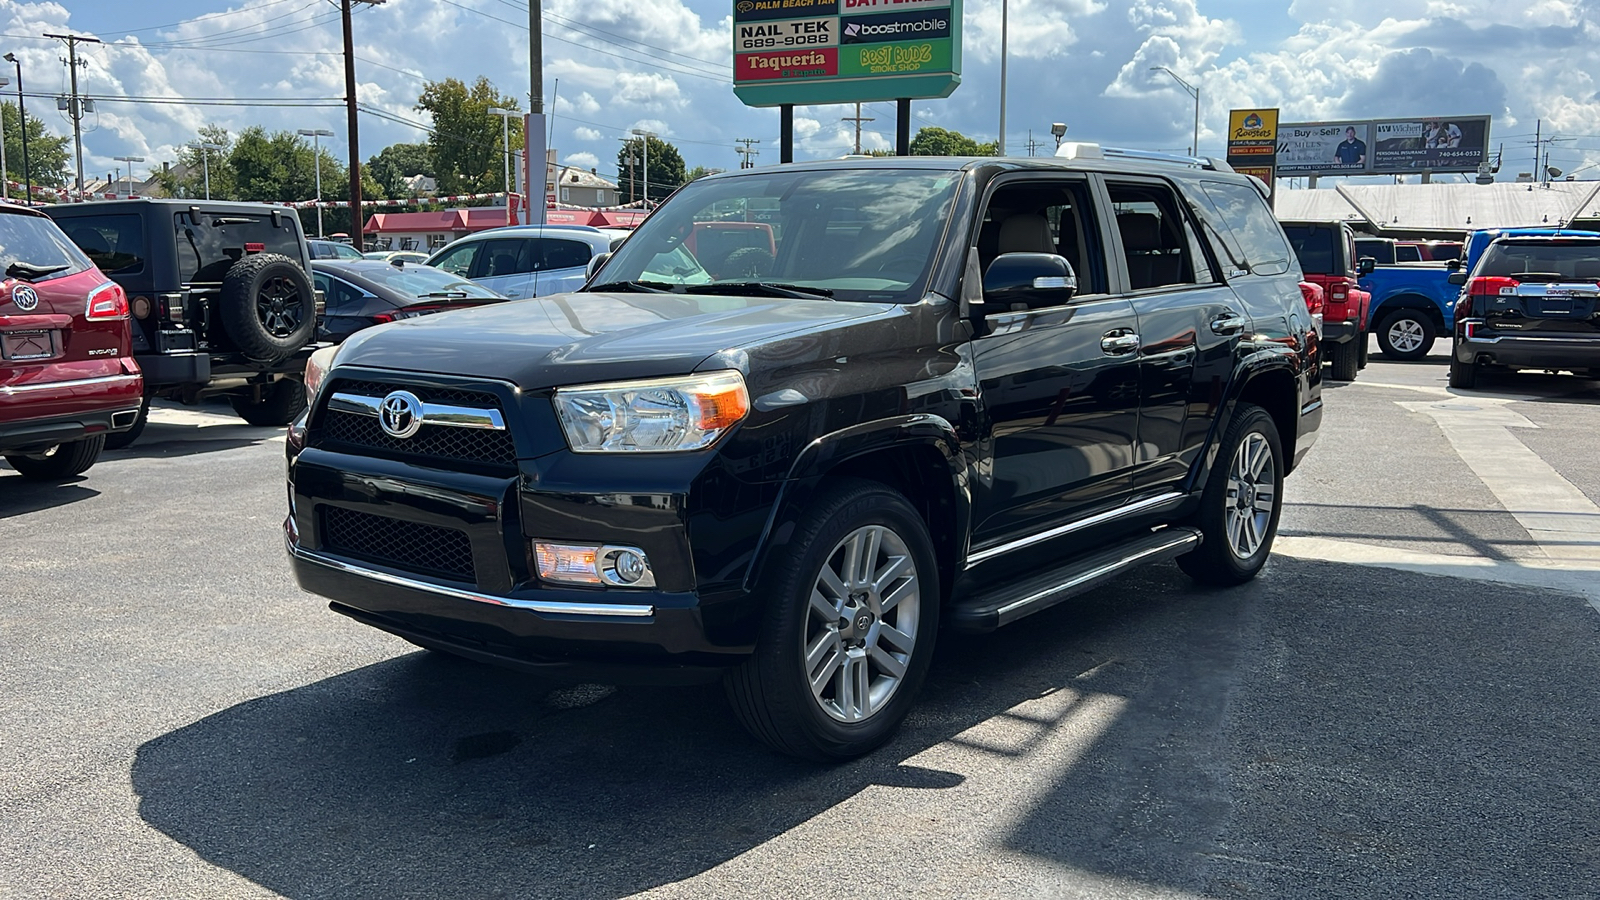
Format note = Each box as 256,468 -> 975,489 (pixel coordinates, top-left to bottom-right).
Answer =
691,282 -> 835,300
6,261 -> 69,281
587,280 -> 676,293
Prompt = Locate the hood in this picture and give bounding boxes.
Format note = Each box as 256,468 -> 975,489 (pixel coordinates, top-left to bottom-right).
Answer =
331,290 -> 892,388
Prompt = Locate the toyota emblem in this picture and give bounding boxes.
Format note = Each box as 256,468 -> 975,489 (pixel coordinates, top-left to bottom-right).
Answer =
378,390 -> 424,439
11,285 -> 39,311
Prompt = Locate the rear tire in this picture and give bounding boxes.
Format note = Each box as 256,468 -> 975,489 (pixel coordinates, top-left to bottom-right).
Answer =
229,379 -> 307,427
4,435 -> 106,481
1377,310 -> 1436,360
1177,403 -> 1283,586
724,478 -> 939,761
1357,330 -> 1370,368
1449,352 -> 1479,389
104,393 -> 150,450
1329,339 -> 1359,381
219,253 -> 316,362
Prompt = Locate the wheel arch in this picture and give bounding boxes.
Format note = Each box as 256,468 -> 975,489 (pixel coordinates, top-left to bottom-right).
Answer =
1195,358 -> 1300,488
1373,293 -> 1446,328
744,415 -> 970,604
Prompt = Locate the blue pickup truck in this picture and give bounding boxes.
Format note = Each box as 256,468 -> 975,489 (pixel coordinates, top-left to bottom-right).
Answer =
1360,227 -> 1600,359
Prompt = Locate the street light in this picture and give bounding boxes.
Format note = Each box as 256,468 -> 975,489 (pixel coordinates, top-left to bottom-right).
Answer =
112,155 -> 143,198
1150,66 -> 1199,157
630,128 -> 655,208
297,128 -> 334,237
489,108 -> 518,226
0,77 -> 8,201
998,0 -> 1008,155
4,53 -> 29,203
1050,122 -> 1067,149
188,142 -> 224,200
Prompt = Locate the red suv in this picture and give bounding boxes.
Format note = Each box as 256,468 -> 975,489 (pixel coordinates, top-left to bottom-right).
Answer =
1282,219 -> 1375,380
1,204 -> 142,480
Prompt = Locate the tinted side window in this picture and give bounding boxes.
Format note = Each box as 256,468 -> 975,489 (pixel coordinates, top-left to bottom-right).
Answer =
58,214 -> 145,275
1198,181 -> 1291,277
430,243 -> 477,277
319,275 -> 366,313
0,213 -> 91,280
537,238 -> 592,271
1395,244 -> 1421,263
1283,224 -> 1335,276
477,239 -> 533,277
1106,181 -> 1200,290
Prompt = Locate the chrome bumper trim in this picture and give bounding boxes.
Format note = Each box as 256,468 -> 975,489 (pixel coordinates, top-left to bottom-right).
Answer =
286,538 -> 656,618
0,373 -> 142,396
964,491 -> 1186,568
329,391 -> 506,430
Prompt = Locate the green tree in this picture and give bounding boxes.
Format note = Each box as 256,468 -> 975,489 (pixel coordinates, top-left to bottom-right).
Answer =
686,165 -> 722,181
416,77 -> 522,195
616,136 -> 687,204
152,124 -> 237,200
368,141 -> 434,199
1,100 -> 72,191
908,126 -> 998,157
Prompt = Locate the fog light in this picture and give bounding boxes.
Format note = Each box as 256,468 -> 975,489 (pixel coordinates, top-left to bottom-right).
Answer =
533,542 -> 655,588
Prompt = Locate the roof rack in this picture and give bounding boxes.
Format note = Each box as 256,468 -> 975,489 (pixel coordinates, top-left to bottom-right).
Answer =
1054,142 -> 1233,172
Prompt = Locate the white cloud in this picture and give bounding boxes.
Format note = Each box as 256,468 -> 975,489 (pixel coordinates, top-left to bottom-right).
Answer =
563,151 -> 599,168
572,126 -> 604,141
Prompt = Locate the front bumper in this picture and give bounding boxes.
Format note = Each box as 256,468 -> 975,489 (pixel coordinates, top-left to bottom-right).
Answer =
1455,332 -> 1600,370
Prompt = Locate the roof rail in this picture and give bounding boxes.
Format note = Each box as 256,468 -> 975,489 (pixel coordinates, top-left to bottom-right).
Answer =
1056,143 -> 1233,172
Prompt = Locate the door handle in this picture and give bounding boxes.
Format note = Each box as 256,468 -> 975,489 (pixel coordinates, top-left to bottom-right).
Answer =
1210,313 -> 1247,335
1100,330 -> 1141,355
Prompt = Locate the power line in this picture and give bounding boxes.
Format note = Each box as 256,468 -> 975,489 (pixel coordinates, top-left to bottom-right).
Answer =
95,0 -> 308,38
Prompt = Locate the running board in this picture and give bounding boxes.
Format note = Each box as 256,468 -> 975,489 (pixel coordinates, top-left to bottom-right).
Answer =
947,526 -> 1203,633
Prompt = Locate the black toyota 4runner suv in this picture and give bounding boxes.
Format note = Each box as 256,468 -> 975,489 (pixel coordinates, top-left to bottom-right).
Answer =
285,149 -> 1321,760
47,199 -> 321,446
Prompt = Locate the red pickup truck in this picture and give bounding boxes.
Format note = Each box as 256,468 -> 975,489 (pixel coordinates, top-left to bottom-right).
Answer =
1282,219 -> 1375,380
1,204 -> 142,481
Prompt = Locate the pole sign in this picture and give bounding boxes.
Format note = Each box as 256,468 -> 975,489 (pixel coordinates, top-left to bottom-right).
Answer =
733,0 -> 961,107
1226,108 -> 1278,200
1276,115 -> 1491,177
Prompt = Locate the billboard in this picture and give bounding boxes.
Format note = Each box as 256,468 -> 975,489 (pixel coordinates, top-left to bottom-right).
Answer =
732,0 -> 961,107
1226,108 -> 1278,158
1276,116 -> 1491,176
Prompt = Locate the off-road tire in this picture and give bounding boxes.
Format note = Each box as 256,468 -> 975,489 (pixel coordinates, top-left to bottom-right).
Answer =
104,393 -> 150,450
1376,309 -> 1436,361
719,246 -> 774,279
1449,353 -> 1479,389
219,253 -> 316,362
4,435 -> 106,481
1177,403 -> 1283,586
724,478 -> 939,761
1329,339 -> 1359,381
229,379 -> 307,427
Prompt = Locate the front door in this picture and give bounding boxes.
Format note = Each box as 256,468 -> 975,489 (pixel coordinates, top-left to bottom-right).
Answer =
967,177 -> 1142,548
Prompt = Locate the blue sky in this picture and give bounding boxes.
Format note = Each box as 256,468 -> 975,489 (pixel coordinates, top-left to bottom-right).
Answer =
0,0 -> 1593,188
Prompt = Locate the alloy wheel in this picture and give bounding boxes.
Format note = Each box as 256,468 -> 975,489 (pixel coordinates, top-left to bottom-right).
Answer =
256,276 -> 304,337
802,524 -> 921,723
1387,317 -> 1426,354
1225,432 -> 1277,559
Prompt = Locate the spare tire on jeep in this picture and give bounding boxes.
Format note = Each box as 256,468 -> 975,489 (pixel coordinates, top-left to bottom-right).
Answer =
219,253 -> 315,362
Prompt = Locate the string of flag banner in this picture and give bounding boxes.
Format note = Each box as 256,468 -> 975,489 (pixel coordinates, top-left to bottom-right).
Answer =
1,181 -> 653,212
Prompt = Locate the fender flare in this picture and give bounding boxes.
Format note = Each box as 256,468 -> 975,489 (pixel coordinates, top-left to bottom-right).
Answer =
741,414 -> 971,592
1189,350 -> 1302,492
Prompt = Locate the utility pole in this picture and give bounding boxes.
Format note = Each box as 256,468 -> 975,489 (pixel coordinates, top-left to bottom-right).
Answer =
735,138 -> 760,169
340,0 -> 384,244
619,137 -> 637,203
842,104 -> 874,154
44,32 -> 99,201
1024,129 -> 1043,157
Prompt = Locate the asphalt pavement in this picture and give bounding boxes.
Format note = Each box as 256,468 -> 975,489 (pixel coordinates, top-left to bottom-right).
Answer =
2,346 -> 1597,899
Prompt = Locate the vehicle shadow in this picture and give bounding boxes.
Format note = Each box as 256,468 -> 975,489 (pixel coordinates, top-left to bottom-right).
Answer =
0,473 -> 99,517
130,564 -> 1217,899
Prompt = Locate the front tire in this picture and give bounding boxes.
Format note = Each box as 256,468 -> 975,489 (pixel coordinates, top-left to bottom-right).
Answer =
1357,330 -> 1370,369
1177,403 -> 1283,586
4,435 -> 106,481
724,479 -> 939,761
229,379 -> 307,427
1377,310 -> 1436,360
1329,339 -> 1359,381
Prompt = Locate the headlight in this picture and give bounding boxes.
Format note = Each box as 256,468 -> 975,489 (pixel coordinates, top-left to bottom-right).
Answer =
552,370 -> 749,453
302,344 -> 342,404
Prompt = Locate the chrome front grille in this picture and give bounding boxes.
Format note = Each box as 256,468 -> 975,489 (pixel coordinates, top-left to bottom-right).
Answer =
315,378 -> 517,466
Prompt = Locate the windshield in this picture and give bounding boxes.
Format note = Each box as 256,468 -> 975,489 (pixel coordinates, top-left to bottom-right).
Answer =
354,263 -> 501,299
590,168 -> 962,302
1477,240 -> 1600,281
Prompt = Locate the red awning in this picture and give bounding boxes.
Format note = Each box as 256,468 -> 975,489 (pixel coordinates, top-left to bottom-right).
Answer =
364,211 -> 467,234
589,210 -> 648,228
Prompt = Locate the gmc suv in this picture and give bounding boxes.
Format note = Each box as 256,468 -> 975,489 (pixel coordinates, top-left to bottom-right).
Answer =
285,149 -> 1322,760
47,199 -> 321,447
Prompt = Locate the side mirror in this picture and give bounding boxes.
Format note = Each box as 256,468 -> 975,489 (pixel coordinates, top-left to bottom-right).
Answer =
982,253 -> 1077,308
1447,271 -> 1467,285
1446,258 -> 1462,271
1357,257 -> 1376,276
585,252 -> 612,283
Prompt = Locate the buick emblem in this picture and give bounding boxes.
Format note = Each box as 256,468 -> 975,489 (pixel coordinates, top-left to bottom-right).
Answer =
378,390 -> 424,439
11,285 -> 39,311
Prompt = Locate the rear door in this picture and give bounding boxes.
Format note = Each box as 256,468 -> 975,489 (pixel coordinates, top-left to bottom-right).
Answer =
1100,175 -> 1245,492
470,238 -> 536,298
531,237 -> 597,296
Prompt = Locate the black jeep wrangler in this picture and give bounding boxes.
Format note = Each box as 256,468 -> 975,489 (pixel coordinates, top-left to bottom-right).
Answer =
285,149 -> 1322,760
47,199 -> 322,446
